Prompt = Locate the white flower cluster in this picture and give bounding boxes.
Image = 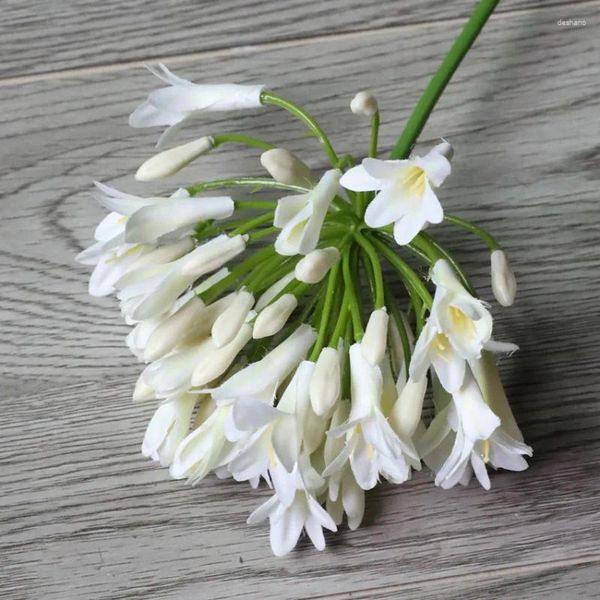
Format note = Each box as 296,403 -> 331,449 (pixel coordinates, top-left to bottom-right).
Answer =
78,65 -> 531,557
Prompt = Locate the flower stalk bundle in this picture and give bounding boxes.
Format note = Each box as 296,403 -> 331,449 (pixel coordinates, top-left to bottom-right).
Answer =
78,0 -> 532,556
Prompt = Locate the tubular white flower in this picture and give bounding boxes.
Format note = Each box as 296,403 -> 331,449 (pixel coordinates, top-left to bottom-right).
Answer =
141,393 -> 197,466
125,194 -> 234,243
410,259 -> 494,392
389,377 -> 427,439
260,148 -> 314,187
133,372 -> 156,402
340,144 -> 451,245
211,289 -> 254,347
255,272 -> 295,311
294,247 -> 340,284
309,346 -> 341,416
129,64 -> 264,147
324,344 -> 420,490
490,249 -> 517,307
350,91 -> 378,117
170,405 -> 233,482
274,169 -> 341,256
213,324 -> 316,405
135,136 -> 214,181
116,235 -> 245,321
191,323 -> 253,387
360,308 -> 389,366
252,294 -> 297,339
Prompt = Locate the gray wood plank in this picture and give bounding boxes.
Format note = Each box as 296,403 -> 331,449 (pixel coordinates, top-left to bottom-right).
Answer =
2,2 -> 600,598
0,0 -> 586,79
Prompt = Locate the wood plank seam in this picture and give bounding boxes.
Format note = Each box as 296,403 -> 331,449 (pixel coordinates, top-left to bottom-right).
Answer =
0,0 -> 597,87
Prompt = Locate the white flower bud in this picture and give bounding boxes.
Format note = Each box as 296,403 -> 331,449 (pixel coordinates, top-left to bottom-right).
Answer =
180,234 -> 246,277
211,290 -> 254,347
433,139 -> 454,162
191,323 -> 252,387
295,247 -> 340,284
360,308 -> 389,366
136,137 -> 214,181
309,347 -> 341,416
491,249 -> 517,306
255,272 -> 295,311
133,372 -> 155,402
350,91 -> 378,117
389,377 -> 427,438
252,294 -> 298,339
260,148 -> 313,187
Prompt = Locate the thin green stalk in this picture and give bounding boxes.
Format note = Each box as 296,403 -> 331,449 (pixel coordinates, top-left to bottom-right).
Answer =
187,177 -> 309,196
229,212 -> 273,236
260,90 -> 339,167
234,200 -> 277,211
384,284 -> 412,365
211,133 -> 274,151
444,214 -> 501,250
309,262 -> 341,361
328,289 -> 350,348
248,226 -> 278,242
342,246 -> 364,340
369,111 -> 380,158
353,230 -> 385,309
390,0 -> 499,159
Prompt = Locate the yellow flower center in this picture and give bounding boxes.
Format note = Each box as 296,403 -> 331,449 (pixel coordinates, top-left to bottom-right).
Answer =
449,305 -> 476,338
394,165 -> 426,198
482,439 -> 490,463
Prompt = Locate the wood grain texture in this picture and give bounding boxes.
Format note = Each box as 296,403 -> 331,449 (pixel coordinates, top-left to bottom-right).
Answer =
2,0 -> 600,598
0,0 -> 587,80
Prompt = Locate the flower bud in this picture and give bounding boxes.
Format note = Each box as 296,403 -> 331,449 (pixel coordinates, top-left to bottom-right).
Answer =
432,139 -> 454,162
350,91 -> 378,117
389,377 -> 427,438
255,272 -> 295,311
252,294 -> 298,339
192,323 -> 252,386
180,234 -> 246,277
135,136 -> 214,181
360,308 -> 389,366
260,148 -> 313,187
491,249 -> 517,306
133,372 -> 155,402
212,290 -> 254,347
310,347 -> 341,416
295,247 -> 340,284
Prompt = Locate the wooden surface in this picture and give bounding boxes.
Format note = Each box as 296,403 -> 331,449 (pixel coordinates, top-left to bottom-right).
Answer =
1,1 -> 599,598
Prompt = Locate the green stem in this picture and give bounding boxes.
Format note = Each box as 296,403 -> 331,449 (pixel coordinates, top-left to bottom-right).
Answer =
369,111 -> 380,158
234,200 -> 277,211
187,177 -> 309,196
211,133 -> 274,151
248,226 -> 278,242
390,0 -> 499,159
342,246 -> 364,340
444,214 -> 501,250
328,289 -> 350,348
309,262 -> 341,361
229,212 -> 273,236
260,90 -> 339,167
353,230 -> 385,309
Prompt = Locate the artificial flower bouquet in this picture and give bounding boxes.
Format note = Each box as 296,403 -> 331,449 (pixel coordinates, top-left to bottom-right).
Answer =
78,0 -> 531,557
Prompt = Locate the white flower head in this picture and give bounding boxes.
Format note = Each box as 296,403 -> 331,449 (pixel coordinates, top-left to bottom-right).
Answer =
274,169 -> 341,256
340,143 -> 451,244
129,64 -> 264,147
410,259 -> 494,392
350,91 -> 378,117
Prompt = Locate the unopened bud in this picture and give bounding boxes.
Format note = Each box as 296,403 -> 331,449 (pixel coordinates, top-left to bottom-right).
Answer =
433,139 -> 453,162
389,377 -> 427,438
135,136 -> 214,181
180,234 -> 246,277
310,347 -> 341,416
360,308 -> 389,366
255,272 -> 295,311
260,148 -> 314,187
133,373 -> 155,402
491,249 -> 517,307
212,290 -> 254,347
252,294 -> 298,339
295,247 -> 340,284
350,91 -> 378,117
192,324 -> 252,386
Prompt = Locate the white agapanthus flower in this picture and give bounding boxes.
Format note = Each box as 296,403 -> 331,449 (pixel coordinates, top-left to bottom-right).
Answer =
324,344 -> 419,490
410,259 -> 497,392
129,63 -> 264,147
274,169 -> 341,256
340,143 -> 451,244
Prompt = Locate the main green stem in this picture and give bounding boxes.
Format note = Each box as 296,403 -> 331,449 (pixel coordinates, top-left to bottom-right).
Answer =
390,0 -> 499,159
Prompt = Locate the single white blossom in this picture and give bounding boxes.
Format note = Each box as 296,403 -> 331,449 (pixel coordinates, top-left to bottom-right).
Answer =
490,249 -> 517,307
129,64 -> 264,147
309,346 -> 341,416
340,143 -> 451,244
274,169 -> 341,256
360,308 -> 389,366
